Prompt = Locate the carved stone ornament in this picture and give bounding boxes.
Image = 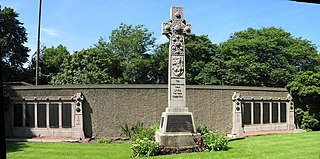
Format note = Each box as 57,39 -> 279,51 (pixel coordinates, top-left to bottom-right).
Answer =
162,7 -> 192,38
172,56 -> 184,77
171,35 -> 184,55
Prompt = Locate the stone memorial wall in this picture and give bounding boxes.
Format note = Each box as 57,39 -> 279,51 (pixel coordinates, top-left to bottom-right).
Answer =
4,84 -> 291,138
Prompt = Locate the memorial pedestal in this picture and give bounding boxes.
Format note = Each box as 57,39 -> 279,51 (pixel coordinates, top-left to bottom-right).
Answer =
155,131 -> 200,148
155,112 -> 200,148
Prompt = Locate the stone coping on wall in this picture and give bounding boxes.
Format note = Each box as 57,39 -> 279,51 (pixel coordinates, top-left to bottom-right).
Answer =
6,84 -> 288,92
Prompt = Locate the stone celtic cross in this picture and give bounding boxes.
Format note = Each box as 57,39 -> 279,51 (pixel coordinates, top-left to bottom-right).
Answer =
156,6 -> 198,148
162,7 -> 191,112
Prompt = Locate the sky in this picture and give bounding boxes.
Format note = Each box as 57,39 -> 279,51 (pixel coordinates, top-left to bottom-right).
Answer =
2,0 -> 320,60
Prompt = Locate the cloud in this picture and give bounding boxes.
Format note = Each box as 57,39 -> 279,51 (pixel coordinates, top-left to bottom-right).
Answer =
155,35 -> 169,44
41,28 -> 59,37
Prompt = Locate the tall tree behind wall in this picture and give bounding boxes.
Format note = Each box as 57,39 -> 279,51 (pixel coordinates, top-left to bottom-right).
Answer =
107,23 -> 156,84
50,23 -> 156,84
0,6 -> 30,82
197,27 -> 320,87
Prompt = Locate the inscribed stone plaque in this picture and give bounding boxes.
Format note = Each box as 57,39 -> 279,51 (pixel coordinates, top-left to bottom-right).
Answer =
49,103 -> 59,128
243,103 -> 251,125
37,104 -> 47,128
170,79 -> 185,99
14,104 -> 23,127
166,115 -> 194,132
263,103 -> 270,124
62,103 -> 72,128
272,103 -> 278,123
26,104 -> 35,127
254,103 -> 261,124
280,103 -> 286,123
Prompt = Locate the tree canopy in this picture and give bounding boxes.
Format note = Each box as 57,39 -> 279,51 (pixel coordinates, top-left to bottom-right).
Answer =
196,27 -> 320,87
42,26 -> 320,88
50,45 -> 114,84
49,23 -> 156,84
0,6 -> 29,82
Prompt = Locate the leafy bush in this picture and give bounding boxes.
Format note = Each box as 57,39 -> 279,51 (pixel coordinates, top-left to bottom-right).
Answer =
196,125 -> 210,136
202,131 -> 229,151
131,138 -> 159,157
131,124 -> 159,141
295,107 -> 319,131
96,137 -> 112,144
120,122 -> 159,141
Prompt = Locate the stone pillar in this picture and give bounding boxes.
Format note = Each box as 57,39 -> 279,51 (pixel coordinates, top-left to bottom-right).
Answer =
287,94 -> 296,130
231,92 -> 244,134
73,93 -> 85,139
156,6 -> 199,148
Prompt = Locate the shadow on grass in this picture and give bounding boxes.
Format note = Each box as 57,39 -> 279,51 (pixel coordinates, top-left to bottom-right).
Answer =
6,142 -> 29,153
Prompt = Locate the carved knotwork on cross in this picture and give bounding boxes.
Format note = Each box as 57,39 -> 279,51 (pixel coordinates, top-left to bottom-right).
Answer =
162,7 -> 192,39
163,7 -> 191,78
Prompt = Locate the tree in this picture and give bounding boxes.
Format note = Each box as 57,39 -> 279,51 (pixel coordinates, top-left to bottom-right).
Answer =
185,34 -> 218,84
50,42 -> 115,84
197,27 -> 320,87
107,23 -> 155,84
0,6 -> 29,82
40,45 -> 70,84
149,42 -> 169,84
286,71 -> 320,111
49,23 -> 156,85
286,71 -> 320,130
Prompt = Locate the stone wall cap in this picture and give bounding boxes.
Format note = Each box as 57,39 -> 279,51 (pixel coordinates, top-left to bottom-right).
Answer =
6,84 -> 287,92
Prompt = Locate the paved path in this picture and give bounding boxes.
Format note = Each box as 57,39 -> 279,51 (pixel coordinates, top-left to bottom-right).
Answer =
6,129 -> 306,142
227,129 -> 306,139
6,137 -> 79,143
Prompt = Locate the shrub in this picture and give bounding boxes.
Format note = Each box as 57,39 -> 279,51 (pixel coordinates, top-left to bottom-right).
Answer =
96,137 -> 112,144
202,131 -> 229,151
120,122 -> 159,141
131,124 -> 159,141
131,138 -> 159,157
295,107 -> 319,131
196,125 -> 210,136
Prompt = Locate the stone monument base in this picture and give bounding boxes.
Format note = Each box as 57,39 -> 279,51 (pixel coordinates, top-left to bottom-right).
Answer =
155,111 -> 199,148
155,131 -> 200,148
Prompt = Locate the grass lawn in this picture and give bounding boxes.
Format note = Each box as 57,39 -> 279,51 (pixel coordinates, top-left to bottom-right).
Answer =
6,131 -> 320,159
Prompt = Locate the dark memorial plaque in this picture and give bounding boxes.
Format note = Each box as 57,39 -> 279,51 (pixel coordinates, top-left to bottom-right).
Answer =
254,103 -> 261,124
14,104 -> 23,127
243,103 -> 251,125
62,103 -> 71,128
49,104 -> 59,128
26,104 -> 35,127
37,104 -> 47,128
280,103 -> 286,123
263,103 -> 270,124
272,103 -> 278,123
166,115 -> 194,132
